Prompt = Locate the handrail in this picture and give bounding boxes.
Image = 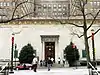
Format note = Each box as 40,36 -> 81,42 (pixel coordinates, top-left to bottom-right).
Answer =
0,62 -> 9,73
88,62 -> 99,75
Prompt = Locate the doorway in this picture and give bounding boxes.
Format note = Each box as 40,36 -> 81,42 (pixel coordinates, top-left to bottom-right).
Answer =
45,42 -> 55,61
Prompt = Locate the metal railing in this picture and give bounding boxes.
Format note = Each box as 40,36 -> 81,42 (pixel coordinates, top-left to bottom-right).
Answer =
0,62 -> 9,75
88,62 -> 99,75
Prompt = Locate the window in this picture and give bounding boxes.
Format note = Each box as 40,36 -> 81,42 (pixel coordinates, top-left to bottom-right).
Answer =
53,4 -> 57,8
82,50 -> 86,58
4,2 -> 6,6
12,2 -> 15,6
90,2 -> 93,6
1,2 -> 3,6
53,13 -> 55,15
38,6 -> 41,11
97,2 -> 100,6
94,9 -> 97,12
42,13 -> 45,16
48,4 -> 51,10
85,9 -> 87,13
54,13 -> 57,15
43,4 -> 47,9
43,9 -> 46,12
38,13 -> 41,16
63,5 -> 66,7
93,2 -> 97,6
63,7 -> 66,11
48,4 -> 51,7
63,12 -> 67,17
38,6 -> 41,9
7,2 -> 10,6
58,8 -> 62,11
91,9 -> 93,11
54,8 -> 57,11
58,4 -> 61,8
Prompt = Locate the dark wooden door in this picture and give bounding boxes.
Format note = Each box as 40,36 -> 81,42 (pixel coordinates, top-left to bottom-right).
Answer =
45,42 -> 55,61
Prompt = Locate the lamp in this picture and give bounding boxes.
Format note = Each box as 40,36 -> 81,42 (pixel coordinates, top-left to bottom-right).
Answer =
10,33 -> 14,73
91,29 -> 96,69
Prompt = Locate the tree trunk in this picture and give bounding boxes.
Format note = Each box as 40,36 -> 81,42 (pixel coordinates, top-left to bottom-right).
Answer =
82,8 -> 91,68
84,30 -> 91,68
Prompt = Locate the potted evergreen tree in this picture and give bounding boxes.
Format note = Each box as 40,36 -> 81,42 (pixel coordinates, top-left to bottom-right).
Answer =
64,42 -> 80,67
19,43 -> 36,64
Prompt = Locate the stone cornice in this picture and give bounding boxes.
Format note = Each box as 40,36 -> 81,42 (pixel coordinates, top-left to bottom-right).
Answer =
0,19 -> 100,25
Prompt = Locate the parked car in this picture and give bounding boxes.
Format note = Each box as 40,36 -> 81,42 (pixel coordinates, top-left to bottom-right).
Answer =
16,63 -> 33,70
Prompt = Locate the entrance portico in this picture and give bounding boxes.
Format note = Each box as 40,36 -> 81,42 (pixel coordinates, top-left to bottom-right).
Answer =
41,35 -> 59,63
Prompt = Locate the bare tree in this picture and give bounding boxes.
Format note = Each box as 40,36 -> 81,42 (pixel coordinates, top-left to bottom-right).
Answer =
0,0 -> 36,23
53,0 -> 100,67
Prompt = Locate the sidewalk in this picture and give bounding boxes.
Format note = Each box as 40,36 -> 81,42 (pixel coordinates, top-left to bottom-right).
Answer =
9,67 -> 89,75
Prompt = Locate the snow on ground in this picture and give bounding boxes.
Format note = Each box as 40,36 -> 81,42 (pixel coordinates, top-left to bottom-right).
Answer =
9,68 -> 89,75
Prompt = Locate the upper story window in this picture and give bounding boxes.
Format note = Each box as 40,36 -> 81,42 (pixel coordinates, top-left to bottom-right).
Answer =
48,4 -> 51,8
48,4 -> 52,10
53,4 -> 57,8
12,2 -> 15,6
38,6 -> 41,11
7,2 -> 10,6
58,4 -> 61,8
97,2 -> 100,6
53,8 -> 57,11
63,6 -> 67,11
43,4 -> 47,8
63,5 -> 66,7
0,2 -> 3,6
90,2 -> 93,6
58,8 -> 62,11
93,2 -> 97,6
4,2 -> 6,6
85,9 -> 87,13
91,9 -> 93,11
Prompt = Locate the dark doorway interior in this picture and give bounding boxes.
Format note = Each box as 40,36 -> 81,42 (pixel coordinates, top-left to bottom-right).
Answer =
45,42 -> 55,62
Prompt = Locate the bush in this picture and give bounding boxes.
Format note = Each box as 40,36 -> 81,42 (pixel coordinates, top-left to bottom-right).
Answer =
19,43 -> 36,64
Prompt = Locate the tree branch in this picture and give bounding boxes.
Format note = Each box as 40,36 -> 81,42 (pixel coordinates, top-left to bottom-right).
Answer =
87,10 -> 100,31
71,0 -> 83,11
82,0 -> 88,7
50,16 -> 83,27
0,11 -> 35,23
11,1 -> 28,19
14,12 -> 35,20
85,13 -> 95,18
0,1 -> 36,23
67,22 -> 84,28
87,28 -> 100,39
71,32 -> 83,38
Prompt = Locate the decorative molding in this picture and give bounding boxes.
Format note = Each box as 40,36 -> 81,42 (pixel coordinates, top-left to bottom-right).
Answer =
40,35 -> 59,43
0,19 -> 100,25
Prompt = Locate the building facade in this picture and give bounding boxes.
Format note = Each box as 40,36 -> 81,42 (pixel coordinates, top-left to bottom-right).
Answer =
0,0 -> 100,63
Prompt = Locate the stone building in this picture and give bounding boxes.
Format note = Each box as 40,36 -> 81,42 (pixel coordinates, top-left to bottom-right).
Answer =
0,0 -> 100,63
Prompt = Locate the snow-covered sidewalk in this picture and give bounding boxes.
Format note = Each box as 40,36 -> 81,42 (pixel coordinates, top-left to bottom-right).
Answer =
9,68 -> 89,75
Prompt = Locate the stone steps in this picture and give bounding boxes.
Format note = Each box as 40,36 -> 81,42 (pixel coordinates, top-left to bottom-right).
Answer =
38,63 -> 69,69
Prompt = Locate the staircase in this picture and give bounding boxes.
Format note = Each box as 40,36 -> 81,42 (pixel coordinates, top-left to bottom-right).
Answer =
38,62 -> 69,69
52,63 -> 63,68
